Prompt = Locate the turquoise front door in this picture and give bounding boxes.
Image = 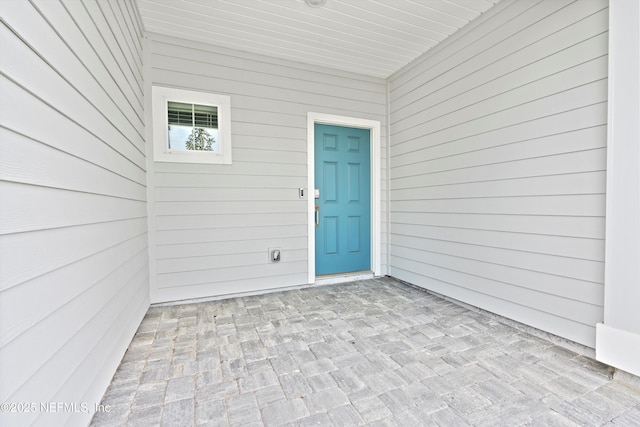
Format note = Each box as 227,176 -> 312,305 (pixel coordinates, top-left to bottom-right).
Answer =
315,124 -> 371,275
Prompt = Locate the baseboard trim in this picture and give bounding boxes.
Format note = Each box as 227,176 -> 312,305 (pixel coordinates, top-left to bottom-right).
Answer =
151,272 -> 375,308
315,271 -> 374,286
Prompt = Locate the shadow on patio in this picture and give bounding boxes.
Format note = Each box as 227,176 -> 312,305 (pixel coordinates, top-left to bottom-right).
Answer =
90,277 -> 640,426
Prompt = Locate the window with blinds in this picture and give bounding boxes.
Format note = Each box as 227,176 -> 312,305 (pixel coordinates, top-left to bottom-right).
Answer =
168,102 -> 218,128
152,86 -> 232,164
167,102 -> 219,151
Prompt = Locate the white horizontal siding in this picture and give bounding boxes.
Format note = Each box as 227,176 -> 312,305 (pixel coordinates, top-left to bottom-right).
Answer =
0,1 -> 148,426
388,0 -> 608,348
146,33 -> 388,302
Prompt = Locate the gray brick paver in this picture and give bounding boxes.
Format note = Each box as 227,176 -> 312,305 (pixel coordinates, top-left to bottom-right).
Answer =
444,387 -> 493,414
246,359 -> 273,374
278,371 -> 312,399
472,377 -> 522,403
332,350 -> 369,368
595,381 -> 640,407
572,390 -> 631,422
127,405 -> 162,425
328,404 -> 366,425
291,349 -> 317,365
254,384 -> 286,408
528,411 -> 583,427
545,375 -> 590,399
164,375 -> 195,403
261,398 -> 309,426
360,372 -> 404,394
378,388 -> 413,414
330,367 -> 367,394
269,354 -> 299,376
220,358 -> 247,380
609,405 -> 640,425
132,381 -> 166,406
403,382 -> 447,414
238,369 -> 279,393
226,394 -> 260,426
542,395 -> 604,427
429,407 -> 473,427
299,358 -> 338,376
392,408 -> 437,426
296,412 -> 332,426
306,372 -> 339,392
100,381 -> 137,406
195,379 -> 238,403
396,361 -> 437,382
161,398 -> 194,427
351,395 -> 392,422
112,360 -> 146,382
195,399 -> 227,426
303,387 -> 350,414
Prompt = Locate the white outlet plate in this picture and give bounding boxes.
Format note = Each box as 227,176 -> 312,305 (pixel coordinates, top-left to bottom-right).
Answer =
268,248 -> 282,263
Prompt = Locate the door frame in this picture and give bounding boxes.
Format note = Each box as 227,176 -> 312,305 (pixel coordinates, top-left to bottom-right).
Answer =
307,112 -> 381,283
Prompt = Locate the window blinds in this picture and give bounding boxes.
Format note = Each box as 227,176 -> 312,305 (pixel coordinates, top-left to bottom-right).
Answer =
168,101 -> 218,128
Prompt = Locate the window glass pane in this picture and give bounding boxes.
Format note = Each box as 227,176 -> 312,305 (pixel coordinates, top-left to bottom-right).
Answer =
167,101 -> 193,126
168,126 -> 219,152
167,102 -> 219,152
194,104 -> 218,128
168,124 -> 192,150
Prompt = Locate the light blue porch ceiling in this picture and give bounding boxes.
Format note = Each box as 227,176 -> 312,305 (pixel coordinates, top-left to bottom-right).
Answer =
136,0 -> 501,79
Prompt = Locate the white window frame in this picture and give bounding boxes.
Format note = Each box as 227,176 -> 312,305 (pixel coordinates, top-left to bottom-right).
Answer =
152,86 -> 232,164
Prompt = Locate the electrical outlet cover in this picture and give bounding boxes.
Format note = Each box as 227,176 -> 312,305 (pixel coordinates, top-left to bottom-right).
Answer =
268,248 -> 282,263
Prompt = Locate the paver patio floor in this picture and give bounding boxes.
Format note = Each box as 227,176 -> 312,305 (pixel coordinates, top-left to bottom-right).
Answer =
91,277 -> 640,426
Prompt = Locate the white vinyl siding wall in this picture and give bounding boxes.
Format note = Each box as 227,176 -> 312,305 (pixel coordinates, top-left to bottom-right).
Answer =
0,1 -> 148,426
146,33 -> 388,303
388,0 -> 608,348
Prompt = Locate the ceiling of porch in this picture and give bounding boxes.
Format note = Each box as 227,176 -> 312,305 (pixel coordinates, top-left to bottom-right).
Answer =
136,0 -> 502,79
